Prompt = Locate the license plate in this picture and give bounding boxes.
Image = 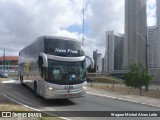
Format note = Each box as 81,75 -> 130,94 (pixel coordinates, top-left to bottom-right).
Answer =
64,94 -> 72,98
65,85 -> 73,89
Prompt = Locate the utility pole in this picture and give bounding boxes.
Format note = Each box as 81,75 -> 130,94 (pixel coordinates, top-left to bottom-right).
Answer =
82,0 -> 85,46
96,49 -> 98,77
3,49 -> 5,72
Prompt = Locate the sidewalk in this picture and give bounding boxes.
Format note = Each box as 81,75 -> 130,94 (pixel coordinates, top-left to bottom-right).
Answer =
86,85 -> 160,108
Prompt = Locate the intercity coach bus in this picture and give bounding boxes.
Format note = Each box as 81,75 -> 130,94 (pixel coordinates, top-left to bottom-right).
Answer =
18,36 -> 93,99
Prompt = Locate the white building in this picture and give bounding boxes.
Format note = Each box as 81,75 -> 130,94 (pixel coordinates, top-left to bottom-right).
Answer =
105,31 -> 124,72
93,50 -> 102,72
96,53 -> 102,72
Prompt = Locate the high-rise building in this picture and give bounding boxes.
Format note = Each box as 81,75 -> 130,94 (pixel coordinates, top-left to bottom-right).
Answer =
105,31 -> 124,72
123,0 -> 147,69
93,50 -> 102,72
157,0 -> 160,33
93,50 -> 97,67
148,26 -> 159,69
148,0 -> 160,83
156,0 -> 160,68
102,58 -> 105,72
147,26 -> 160,82
97,53 -> 102,72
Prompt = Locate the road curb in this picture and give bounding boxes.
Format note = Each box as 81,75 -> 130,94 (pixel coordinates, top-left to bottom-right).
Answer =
0,93 -> 40,111
0,80 -> 71,119
0,93 -> 70,120
87,91 -> 160,109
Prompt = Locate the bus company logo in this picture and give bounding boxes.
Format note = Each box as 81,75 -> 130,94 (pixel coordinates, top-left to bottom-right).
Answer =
2,112 -> 12,118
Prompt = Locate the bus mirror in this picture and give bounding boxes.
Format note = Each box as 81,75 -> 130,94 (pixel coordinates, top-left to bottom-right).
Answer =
39,53 -> 48,67
86,55 -> 94,68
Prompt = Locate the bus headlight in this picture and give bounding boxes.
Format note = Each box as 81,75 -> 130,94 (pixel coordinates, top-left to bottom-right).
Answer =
83,86 -> 87,90
48,87 -> 53,91
83,81 -> 87,86
83,82 -> 87,89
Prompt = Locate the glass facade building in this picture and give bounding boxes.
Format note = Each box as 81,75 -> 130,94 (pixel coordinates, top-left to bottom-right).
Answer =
123,0 -> 147,69
148,26 -> 160,83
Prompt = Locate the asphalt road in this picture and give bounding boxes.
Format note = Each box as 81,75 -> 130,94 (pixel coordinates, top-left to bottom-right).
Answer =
1,80 -> 160,120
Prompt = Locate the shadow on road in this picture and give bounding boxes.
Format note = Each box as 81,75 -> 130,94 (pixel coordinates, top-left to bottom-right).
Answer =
40,99 -> 76,107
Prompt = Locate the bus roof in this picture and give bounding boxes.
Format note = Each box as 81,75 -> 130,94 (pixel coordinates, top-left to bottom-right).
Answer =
20,36 -> 81,52
38,36 -> 80,43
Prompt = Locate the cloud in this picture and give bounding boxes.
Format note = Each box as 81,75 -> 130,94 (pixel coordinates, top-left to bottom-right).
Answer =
83,0 -> 124,56
0,0 -> 83,55
147,0 -> 156,26
0,0 -> 156,58
87,0 -> 124,36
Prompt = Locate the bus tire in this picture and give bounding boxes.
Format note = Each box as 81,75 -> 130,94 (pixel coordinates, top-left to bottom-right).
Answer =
34,82 -> 39,97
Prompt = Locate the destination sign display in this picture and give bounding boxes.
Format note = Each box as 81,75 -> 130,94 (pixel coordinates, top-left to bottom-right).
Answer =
45,38 -> 84,56
54,48 -> 78,54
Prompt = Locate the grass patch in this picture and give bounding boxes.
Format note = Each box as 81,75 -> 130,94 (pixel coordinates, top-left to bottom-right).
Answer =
0,95 -> 62,120
90,76 -> 123,84
0,78 -> 10,82
89,83 -> 160,99
0,95 -> 33,111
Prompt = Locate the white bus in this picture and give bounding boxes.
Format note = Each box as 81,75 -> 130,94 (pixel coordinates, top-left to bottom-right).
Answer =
18,36 -> 93,99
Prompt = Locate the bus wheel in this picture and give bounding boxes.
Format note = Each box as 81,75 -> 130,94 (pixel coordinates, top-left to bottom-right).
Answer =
34,82 -> 39,97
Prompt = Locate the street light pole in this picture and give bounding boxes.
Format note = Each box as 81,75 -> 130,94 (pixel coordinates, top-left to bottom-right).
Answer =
136,33 -> 148,71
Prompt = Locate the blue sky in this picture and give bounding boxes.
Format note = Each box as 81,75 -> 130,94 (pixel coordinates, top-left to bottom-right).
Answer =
66,22 -> 90,35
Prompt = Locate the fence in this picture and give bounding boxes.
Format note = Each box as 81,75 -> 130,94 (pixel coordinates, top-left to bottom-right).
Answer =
0,49 -> 19,76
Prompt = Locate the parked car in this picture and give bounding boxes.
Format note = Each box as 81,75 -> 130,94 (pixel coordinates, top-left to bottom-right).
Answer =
0,73 -> 8,78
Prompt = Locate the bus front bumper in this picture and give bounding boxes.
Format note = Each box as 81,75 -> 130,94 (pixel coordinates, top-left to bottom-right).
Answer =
44,87 -> 86,99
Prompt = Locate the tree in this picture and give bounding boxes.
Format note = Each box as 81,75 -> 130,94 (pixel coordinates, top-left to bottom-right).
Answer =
123,63 -> 152,95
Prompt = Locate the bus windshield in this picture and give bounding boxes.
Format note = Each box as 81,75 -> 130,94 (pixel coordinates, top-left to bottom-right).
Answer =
46,60 -> 86,85
45,38 -> 85,57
